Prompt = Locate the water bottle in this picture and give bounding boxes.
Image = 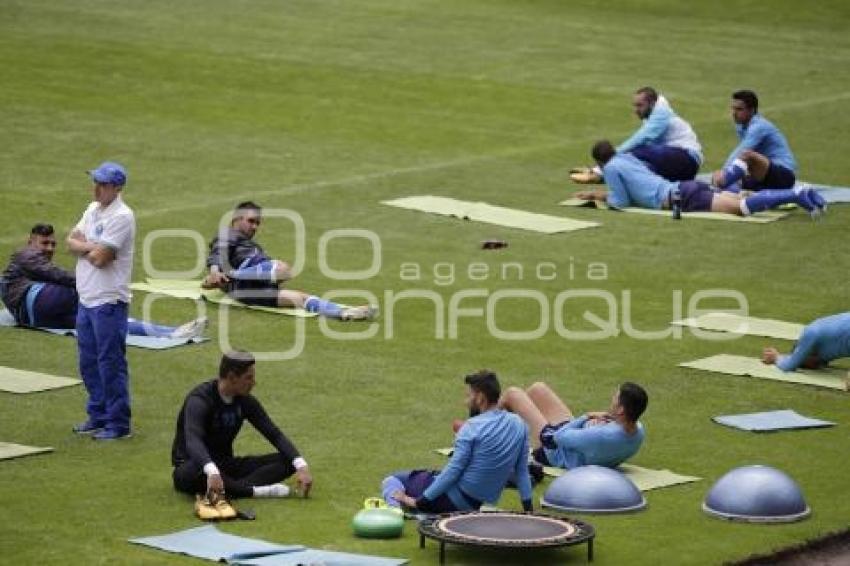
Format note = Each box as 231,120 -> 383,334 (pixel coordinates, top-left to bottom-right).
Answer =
671,188 -> 682,220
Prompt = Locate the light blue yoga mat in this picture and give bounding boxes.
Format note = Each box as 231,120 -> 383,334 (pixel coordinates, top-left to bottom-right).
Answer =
0,309 -> 206,350
129,525 -> 408,565
712,409 -> 835,432
129,525 -> 304,562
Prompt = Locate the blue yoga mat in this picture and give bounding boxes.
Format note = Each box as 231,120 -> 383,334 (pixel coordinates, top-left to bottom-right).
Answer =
129,525 -> 304,562
129,525 -> 408,565
712,409 -> 835,432
0,309 -> 206,350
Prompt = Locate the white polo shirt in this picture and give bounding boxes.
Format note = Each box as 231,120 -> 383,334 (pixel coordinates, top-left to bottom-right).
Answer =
74,195 -> 136,307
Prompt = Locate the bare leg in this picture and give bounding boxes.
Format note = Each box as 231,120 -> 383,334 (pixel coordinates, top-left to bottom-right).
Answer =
499,387 -> 549,448
277,289 -> 309,309
526,382 -> 573,424
739,150 -> 770,182
710,192 -> 745,216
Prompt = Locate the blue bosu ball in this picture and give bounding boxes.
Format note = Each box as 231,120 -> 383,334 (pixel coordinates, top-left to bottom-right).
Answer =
541,465 -> 647,513
703,465 -> 810,523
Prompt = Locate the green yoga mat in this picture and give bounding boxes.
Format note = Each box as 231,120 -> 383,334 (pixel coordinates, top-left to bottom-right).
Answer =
680,354 -> 849,391
131,279 -> 317,317
0,366 -> 81,394
383,195 -> 600,234
0,442 -> 53,461
434,448 -> 699,491
671,312 -> 803,341
558,198 -> 788,223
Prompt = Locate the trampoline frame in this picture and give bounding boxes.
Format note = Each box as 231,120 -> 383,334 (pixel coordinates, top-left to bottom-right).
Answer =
417,510 -> 596,564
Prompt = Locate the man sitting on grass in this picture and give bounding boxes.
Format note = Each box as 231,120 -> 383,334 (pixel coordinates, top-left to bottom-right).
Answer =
574,140 -> 825,217
171,350 -> 313,500
202,201 -> 376,321
0,222 -> 205,339
500,381 -> 647,470
387,370 -> 534,513
762,312 -> 850,372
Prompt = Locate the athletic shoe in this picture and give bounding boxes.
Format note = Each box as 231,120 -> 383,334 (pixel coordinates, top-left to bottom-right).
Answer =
72,420 -> 104,435
92,429 -> 132,441
169,317 -> 209,340
340,305 -> 378,322
569,166 -> 602,184
795,188 -> 826,219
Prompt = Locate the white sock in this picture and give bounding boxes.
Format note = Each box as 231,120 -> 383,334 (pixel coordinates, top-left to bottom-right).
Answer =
739,199 -> 751,216
253,483 -> 290,498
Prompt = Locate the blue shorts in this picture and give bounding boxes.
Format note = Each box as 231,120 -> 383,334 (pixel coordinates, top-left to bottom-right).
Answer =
742,163 -> 796,191
630,144 -> 700,182
227,258 -> 280,307
676,180 -> 714,212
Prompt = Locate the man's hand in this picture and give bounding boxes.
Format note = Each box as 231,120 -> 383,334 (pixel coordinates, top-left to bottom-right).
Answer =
586,411 -> 613,426
202,271 -> 229,289
294,467 -> 313,498
761,347 -> 780,365
711,170 -> 725,188
206,473 -> 225,501
392,490 -> 417,509
69,229 -> 87,242
575,189 -> 606,202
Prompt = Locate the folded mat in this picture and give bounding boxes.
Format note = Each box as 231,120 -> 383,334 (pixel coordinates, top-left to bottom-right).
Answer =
0,442 -> 53,460
0,366 -> 81,394
0,309 -> 207,350
129,525 -> 406,565
383,196 -> 599,234
712,409 -> 835,432
680,354 -> 849,391
130,279 -> 317,317
558,198 -> 787,223
434,448 -> 699,491
671,312 -> 803,340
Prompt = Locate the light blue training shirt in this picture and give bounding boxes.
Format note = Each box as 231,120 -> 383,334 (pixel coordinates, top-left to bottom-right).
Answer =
423,409 -> 532,509
617,95 -> 703,164
722,113 -> 797,172
543,415 -> 645,469
603,153 -> 676,209
777,312 -> 850,372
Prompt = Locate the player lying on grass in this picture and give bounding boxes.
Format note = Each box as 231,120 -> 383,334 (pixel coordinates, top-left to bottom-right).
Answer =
172,350 -> 313,500
762,312 -> 850,372
386,370 -> 534,513
499,381 -> 647,470
573,140 -> 826,217
202,201 -> 376,321
711,90 -> 798,193
0,222 -> 205,339
571,86 -> 703,183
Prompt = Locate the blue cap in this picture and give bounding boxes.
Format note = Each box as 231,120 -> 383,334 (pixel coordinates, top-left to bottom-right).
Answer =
88,161 -> 127,186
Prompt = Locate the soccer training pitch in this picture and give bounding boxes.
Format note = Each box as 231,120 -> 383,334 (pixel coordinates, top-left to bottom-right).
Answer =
1,1 -> 848,564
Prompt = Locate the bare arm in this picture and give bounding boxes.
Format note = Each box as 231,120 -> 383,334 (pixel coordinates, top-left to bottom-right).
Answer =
575,188 -> 609,202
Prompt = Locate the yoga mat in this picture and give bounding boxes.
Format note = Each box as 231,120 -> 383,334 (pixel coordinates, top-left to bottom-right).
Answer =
131,279 -> 317,317
671,312 -> 803,340
694,173 -> 850,204
129,525 -> 303,562
0,442 -> 53,461
558,198 -> 787,223
712,409 -> 835,432
383,196 -> 599,234
0,309 -> 207,350
435,448 -> 699,491
542,463 -> 701,491
129,525 -> 407,565
680,354 -> 849,391
0,366 -> 80,394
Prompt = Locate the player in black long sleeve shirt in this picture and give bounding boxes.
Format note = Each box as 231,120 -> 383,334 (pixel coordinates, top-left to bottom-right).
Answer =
172,351 -> 313,499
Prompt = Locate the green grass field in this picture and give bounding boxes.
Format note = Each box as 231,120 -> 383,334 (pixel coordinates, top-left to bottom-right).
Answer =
1,1 -> 849,564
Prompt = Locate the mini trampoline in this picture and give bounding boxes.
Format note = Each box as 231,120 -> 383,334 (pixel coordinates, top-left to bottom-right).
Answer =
418,511 -> 595,564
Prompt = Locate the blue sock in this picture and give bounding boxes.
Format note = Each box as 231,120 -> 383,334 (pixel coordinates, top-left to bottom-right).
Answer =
742,189 -> 799,215
720,158 -> 747,189
304,296 -> 343,318
127,318 -> 176,337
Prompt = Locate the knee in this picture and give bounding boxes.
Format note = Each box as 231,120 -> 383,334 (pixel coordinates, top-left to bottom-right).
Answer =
738,150 -> 758,163
501,386 -> 523,402
526,381 -> 549,395
274,261 -> 292,281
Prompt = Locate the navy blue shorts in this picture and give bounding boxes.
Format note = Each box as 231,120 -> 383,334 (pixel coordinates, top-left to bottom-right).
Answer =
742,163 -> 796,191
676,180 -> 714,212
391,469 -> 481,513
227,282 -> 280,308
630,144 -> 700,182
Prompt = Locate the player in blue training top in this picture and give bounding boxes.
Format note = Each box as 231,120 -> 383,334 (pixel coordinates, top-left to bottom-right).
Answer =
574,140 -> 825,217
500,381 -> 647,470
386,370 -> 534,513
762,312 -> 850,372
712,90 -> 798,192
571,86 -> 703,183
